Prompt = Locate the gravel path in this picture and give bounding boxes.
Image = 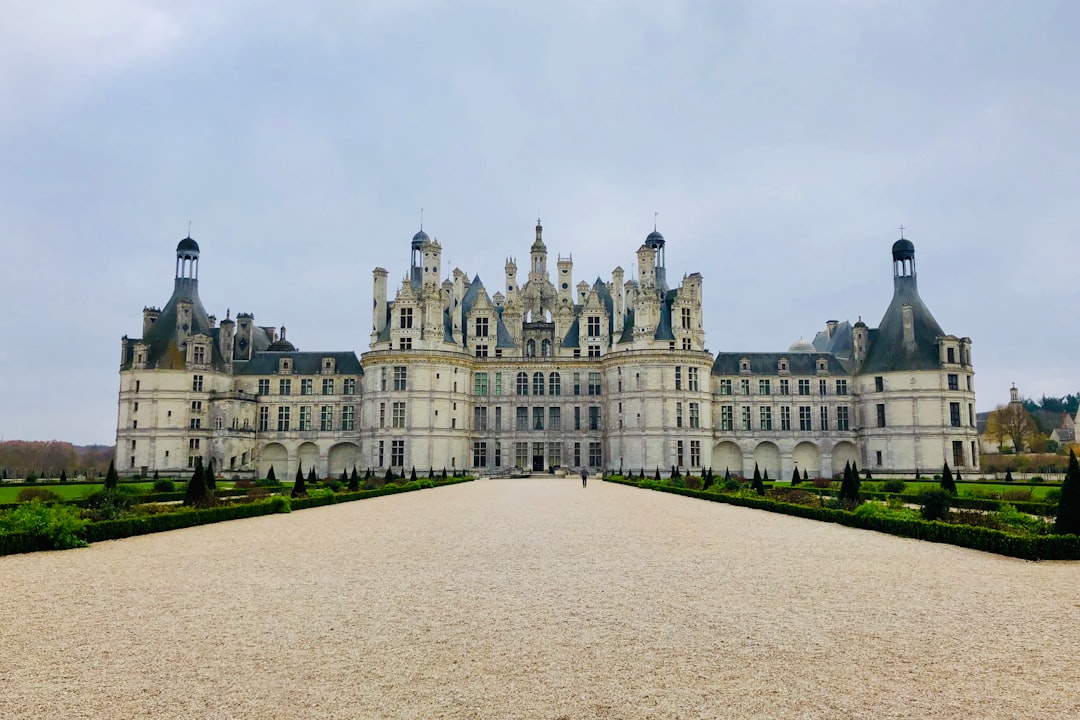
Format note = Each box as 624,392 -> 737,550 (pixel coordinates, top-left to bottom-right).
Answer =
1,478 -> 1078,719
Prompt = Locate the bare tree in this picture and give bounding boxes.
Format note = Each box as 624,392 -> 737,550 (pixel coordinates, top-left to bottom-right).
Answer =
985,403 -> 1039,454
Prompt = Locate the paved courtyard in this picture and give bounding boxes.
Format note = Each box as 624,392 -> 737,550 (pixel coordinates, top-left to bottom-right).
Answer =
1,478 -> 1078,719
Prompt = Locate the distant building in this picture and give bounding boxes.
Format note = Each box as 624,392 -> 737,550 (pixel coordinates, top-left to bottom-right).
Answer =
116,225 -> 978,478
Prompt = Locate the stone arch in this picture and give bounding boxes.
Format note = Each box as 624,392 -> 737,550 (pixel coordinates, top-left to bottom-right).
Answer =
260,442 -> 287,479
752,441 -> 781,479
792,441 -> 822,478
298,442 -> 320,476
831,441 -> 860,477
712,441 -> 742,477
328,443 -> 360,477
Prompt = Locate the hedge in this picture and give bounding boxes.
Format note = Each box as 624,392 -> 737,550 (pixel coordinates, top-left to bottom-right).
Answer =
2,477 -> 473,554
789,486 -> 1055,516
604,477 -> 1080,561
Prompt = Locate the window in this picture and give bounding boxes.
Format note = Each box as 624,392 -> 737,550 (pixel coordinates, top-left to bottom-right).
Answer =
475,345 -> 488,358
876,403 -> 886,427
689,402 -> 700,429
740,378 -> 750,395
189,418 -> 201,429
133,402 -> 138,412
819,379 -> 828,396
588,442 -> 602,467
191,400 -> 202,412
132,419 -> 137,428
548,442 -> 561,468
533,407 -> 544,430
495,373 -> 503,396
573,442 -> 582,466
969,403 -> 975,428
276,406 -> 290,431
950,402 -> 961,427
474,373 -> 489,396
721,405 -> 734,431
300,406 -> 312,431
192,375 -> 205,392
835,379 -> 848,396
378,440 -> 384,467
720,379 -> 732,395
322,378 -> 334,395
690,440 -> 701,467
343,378 -> 356,395
257,379 -> 270,395
193,345 -> 206,364
759,379 -> 771,395
301,378 -> 313,395
779,379 -> 790,396
495,406 -> 503,430
516,372 -> 529,395
320,405 -> 334,431
874,376 -> 884,392
780,406 -> 791,431
682,338 -> 692,350
588,345 -> 600,358
549,372 -> 561,396
378,402 -> 386,429
392,401 -> 405,428
588,372 -> 601,396
677,440 -> 684,467
681,307 -> 691,329
952,440 -> 964,467
474,406 -> 488,430
476,317 -> 489,337
741,407 -> 751,431
676,402 -> 683,428
688,367 -> 699,391
473,441 -> 487,468
516,406 -> 528,431
393,366 -> 407,391
341,405 -> 355,431
837,406 -> 850,431
799,406 -> 812,431
533,372 -> 545,396
675,366 -> 682,390
135,380 -> 141,392
509,441 -> 526,469
399,337 -> 412,350
947,347 -> 956,364
279,379 -> 291,395
526,339 -> 536,357
391,440 -> 404,467
819,406 -> 829,431
399,307 -> 413,329
542,339 -> 552,357
966,375 -> 973,392
798,379 -> 810,396
258,407 -> 269,431
760,406 -> 772,431
587,316 -> 601,336
876,450 -> 883,467
495,441 -> 502,467
188,438 -> 200,450
549,407 -> 561,430
573,373 -> 581,395
574,406 -> 581,430
947,374 -> 959,391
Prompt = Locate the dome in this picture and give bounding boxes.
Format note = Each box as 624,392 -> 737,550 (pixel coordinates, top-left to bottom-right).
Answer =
267,339 -> 296,352
788,337 -> 815,353
645,230 -> 665,248
412,230 -> 430,249
891,238 -> 915,259
176,236 -> 200,253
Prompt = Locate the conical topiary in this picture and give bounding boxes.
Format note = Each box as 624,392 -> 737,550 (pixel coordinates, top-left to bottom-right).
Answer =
1004,469 -> 1013,482
411,466 -> 418,482
341,468 -> 349,483
955,469 -> 963,483
654,467 -> 661,482
864,468 -> 872,481
751,463 -> 764,495
1054,449 -> 1080,535
349,466 -> 359,492
267,465 -> 277,483
184,458 -> 211,506
791,467 -> 800,484
442,468 -> 448,480
763,468 -> 769,482
105,460 -> 119,490
802,468 -> 808,481
205,458 -> 217,491
940,463 -> 957,495
839,461 -> 859,504
308,467 -> 317,485
292,464 -> 307,498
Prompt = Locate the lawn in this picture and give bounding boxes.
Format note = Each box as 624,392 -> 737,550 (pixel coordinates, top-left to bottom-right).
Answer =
0,481 -> 238,503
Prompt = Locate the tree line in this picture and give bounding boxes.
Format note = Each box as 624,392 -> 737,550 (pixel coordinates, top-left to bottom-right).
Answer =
0,441 -> 115,480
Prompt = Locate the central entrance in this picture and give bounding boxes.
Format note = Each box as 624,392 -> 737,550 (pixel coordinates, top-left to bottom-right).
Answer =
532,441 -> 545,472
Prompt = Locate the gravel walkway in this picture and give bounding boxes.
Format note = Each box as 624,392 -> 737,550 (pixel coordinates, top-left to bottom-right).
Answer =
1,479 -> 1077,719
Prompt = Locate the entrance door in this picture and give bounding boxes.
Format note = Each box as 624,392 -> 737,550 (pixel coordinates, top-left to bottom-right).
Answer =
532,442 -> 545,472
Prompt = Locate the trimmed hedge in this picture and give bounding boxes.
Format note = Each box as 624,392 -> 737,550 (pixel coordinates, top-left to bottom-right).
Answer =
2,476 -> 474,554
791,485 -> 1054,516
604,477 -> 1080,561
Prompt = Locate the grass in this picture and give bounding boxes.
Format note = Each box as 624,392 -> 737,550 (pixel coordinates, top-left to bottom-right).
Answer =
0,481 -> 238,503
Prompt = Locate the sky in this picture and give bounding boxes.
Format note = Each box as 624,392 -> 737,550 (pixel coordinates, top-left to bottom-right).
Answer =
1,0 -> 1078,445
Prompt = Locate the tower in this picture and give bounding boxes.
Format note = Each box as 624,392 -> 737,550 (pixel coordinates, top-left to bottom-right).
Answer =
556,255 -> 573,307
645,228 -> 667,292
529,219 -> 548,279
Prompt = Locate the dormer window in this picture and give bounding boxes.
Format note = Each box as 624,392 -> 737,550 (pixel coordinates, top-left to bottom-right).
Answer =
739,358 -> 750,373
778,358 -> 788,373
817,359 -> 828,372
322,357 -> 336,373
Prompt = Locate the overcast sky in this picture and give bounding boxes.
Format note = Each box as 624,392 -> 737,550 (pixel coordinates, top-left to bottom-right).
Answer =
1,0 -> 1077,445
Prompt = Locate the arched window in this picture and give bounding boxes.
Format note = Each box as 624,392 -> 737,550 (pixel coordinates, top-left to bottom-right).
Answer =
541,339 -> 551,356
549,372 -> 561,396
526,339 -> 536,357
214,417 -> 224,430
516,372 -> 529,395
533,372 -> 545,396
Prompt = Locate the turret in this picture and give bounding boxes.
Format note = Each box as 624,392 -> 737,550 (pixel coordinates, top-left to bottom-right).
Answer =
235,313 -> 254,361
504,258 -> 518,299
421,237 -> 442,289
645,229 -> 667,292
557,255 -> 573,307
142,307 -> 160,336
219,310 -> 235,365
636,243 -> 656,289
529,219 -> 548,279
611,266 -> 625,330
410,229 -> 429,288
372,267 -> 388,342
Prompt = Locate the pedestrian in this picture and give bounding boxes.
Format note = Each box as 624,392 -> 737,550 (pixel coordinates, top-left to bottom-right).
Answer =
581,468 -> 588,488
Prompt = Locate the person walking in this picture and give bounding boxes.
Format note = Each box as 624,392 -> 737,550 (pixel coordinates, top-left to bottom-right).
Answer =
581,468 -> 588,488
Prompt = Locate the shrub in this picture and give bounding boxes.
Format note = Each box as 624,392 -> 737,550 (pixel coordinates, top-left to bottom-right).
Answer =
16,487 -> 62,503
919,489 -> 953,521
684,475 -> 702,490
1055,450 -> 1080,535
767,488 -> 819,507
882,479 -> 907,494
1031,476 -> 1045,483
153,479 -> 176,493
723,479 -> 740,492
323,479 -> 343,493
104,460 -> 119,490
1001,488 -> 1033,502
0,500 -> 87,549
940,463 -> 957,495
269,495 -> 291,513
812,477 -> 832,489
83,489 -> 135,521
246,487 -> 271,500
255,476 -> 282,488
667,475 -> 686,489
1043,488 -> 1062,504
233,479 -> 254,489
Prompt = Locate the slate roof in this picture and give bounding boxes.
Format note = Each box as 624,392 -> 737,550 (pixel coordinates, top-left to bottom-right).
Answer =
495,313 -> 516,348
711,352 -> 850,376
653,289 -> 677,341
124,278 -> 226,371
859,275 -> 946,373
812,320 -> 854,359
234,351 -> 363,376
562,317 -> 580,348
617,309 -> 635,344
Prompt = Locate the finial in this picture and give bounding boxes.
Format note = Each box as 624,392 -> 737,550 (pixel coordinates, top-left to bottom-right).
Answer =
898,224 -> 905,239
187,220 -> 192,238
420,208 -> 423,231
226,308 -> 230,319
654,211 -> 658,231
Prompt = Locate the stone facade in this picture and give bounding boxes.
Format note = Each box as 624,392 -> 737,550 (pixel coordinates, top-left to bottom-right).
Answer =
116,225 -> 979,479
